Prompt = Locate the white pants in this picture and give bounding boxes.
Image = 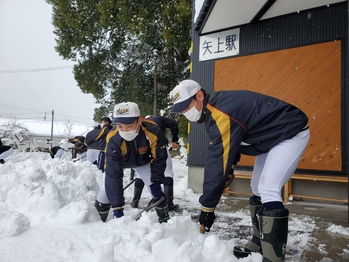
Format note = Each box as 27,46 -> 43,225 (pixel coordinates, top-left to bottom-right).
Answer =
0,147 -> 14,159
164,149 -> 174,178
86,149 -> 100,163
134,148 -> 173,178
97,163 -> 153,204
54,149 -> 64,159
250,129 -> 310,204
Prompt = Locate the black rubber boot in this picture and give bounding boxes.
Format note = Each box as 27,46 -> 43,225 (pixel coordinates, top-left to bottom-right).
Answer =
164,185 -> 179,211
0,159 -> 5,164
155,205 -> 170,223
94,200 -> 111,222
233,196 -> 263,258
164,177 -> 178,211
258,207 -> 289,262
130,168 -> 135,181
130,186 -> 143,208
130,178 -> 144,208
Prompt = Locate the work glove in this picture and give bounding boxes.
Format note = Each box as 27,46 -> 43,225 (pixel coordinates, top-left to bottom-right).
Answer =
199,210 -> 216,232
113,208 -> 124,218
150,182 -> 166,208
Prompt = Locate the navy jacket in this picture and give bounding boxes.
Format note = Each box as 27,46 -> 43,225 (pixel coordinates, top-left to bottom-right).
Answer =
69,136 -> 87,158
98,124 -> 113,150
86,127 -> 102,149
104,119 -> 168,208
198,90 -> 308,210
148,116 -> 179,143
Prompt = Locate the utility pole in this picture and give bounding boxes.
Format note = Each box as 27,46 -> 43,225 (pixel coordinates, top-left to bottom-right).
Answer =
153,51 -> 158,116
50,110 -> 54,146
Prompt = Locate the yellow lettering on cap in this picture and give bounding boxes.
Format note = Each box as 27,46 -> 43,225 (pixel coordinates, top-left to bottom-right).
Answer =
171,92 -> 181,102
116,108 -> 129,115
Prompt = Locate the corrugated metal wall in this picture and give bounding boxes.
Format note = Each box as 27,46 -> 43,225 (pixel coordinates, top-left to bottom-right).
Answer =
241,3 -> 347,54
189,2 -> 348,167
186,58 -> 213,166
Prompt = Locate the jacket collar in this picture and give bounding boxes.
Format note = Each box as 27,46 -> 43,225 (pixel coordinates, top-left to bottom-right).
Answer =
197,93 -> 210,124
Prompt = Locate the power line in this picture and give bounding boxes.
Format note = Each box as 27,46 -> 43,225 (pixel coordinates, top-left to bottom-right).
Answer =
0,58 -> 48,110
55,113 -> 91,119
0,103 -> 47,113
0,103 -> 93,123
0,65 -> 74,74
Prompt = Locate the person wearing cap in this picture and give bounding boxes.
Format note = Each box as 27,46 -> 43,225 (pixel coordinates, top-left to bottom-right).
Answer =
94,102 -> 170,223
85,122 -> 102,164
96,117 -> 113,172
169,79 -> 310,261
130,115 -> 180,210
69,136 -> 88,161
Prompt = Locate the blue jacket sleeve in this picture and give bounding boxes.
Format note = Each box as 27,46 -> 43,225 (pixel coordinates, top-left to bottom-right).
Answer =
199,118 -> 245,210
162,117 -> 179,142
147,130 -> 168,183
104,136 -> 125,208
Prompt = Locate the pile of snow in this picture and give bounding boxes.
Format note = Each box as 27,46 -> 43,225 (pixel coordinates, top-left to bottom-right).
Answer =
0,149 -> 348,261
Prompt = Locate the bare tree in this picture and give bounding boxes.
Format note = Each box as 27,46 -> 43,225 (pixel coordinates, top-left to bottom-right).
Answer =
0,118 -> 30,148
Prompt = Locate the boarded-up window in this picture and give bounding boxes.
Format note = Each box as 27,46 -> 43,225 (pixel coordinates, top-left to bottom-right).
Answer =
214,41 -> 341,171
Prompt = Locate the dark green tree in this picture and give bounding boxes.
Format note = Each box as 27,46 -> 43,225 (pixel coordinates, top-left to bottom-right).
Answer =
46,0 -> 192,140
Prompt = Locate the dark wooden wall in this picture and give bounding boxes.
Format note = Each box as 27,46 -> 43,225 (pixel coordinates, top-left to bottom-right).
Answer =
214,41 -> 341,171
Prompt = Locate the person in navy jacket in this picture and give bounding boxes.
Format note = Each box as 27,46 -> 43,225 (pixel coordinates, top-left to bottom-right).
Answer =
94,102 -> 170,223
130,115 -> 180,210
96,117 -> 113,172
85,122 -> 102,164
169,80 -> 310,262
68,136 -> 87,161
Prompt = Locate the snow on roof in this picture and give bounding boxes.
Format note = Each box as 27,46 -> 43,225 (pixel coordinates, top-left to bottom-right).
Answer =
194,0 -> 205,23
0,118 -> 90,138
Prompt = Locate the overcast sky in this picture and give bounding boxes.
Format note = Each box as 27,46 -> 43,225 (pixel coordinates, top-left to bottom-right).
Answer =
0,0 -> 98,126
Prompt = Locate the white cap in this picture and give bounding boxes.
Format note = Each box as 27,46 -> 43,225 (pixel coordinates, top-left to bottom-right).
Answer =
59,138 -> 75,149
169,80 -> 201,113
113,102 -> 140,124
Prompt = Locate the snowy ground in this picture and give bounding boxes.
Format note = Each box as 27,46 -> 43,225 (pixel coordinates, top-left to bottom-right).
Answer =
0,150 -> 349,262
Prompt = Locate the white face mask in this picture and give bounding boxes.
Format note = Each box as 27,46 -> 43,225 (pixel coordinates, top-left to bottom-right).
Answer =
118,123 -> 140,141
119,129 -> 138,141
183,101 -> 202,122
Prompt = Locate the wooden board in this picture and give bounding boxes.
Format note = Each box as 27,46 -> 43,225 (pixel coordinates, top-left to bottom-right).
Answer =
214,41 -> 341,171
